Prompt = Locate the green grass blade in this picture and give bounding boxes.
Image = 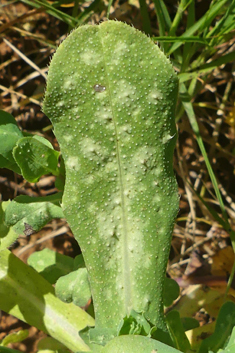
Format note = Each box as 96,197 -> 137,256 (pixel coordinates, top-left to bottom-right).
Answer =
68,0 -> 80,31
181,0 -> 196,72
152,0 -> 171,50
185,179 -> 228,230
179,82 -> 229,225
20,0 -> 78,27
76,0 -> 101,25
192,50 -> 235,72
107,0 -> 114,18
168,0 -> 228,55
153,0 -> 172,31
169,0 -> 193,36
207,0 -> 235,38
152,36 -> 210,44
138,0 -> 152,35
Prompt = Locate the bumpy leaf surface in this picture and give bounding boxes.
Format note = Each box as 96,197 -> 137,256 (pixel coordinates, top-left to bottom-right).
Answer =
43,21 -> 179,331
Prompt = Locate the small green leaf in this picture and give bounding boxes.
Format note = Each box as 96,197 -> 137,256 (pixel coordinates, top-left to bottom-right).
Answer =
55,156 -> 66,191
166,310 -> 191,352
117,310 -> 151,336
0,201 -> 11,240
102,335 -> 182,353
0,201 -> 19,251
13,135 -> 60,183
87,327 -> 116,347
0,110 -> 23,174
1,330 -> 29,346
164,277 -> 180,307
4,193 -> 63,235
0,347 -> 22,353
181,317 -> 199,332
28,248 -> 74,284
73,254 -> 85,269
37,336 -> 71,353
221,326 -> 235,353
55,268 -> 91,308
198,301 -> 235,353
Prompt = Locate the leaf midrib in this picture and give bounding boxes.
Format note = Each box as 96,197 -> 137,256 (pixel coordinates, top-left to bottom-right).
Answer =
99,29 -> 132,315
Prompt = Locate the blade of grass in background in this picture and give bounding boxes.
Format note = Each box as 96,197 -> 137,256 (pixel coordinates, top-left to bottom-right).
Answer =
169,0 -> 192,36
107,0 -> 114,19
152,0 -> 171,50
178,49 -> 235,83
152,36 -> 210,44
76,0 -> 101,25
138,0 -> 152,35
167,0 -> 229,55
20,0 -> 103,27
207,0 -> 235,44
20,0 -> 79,27
191,50 -> 235,72
179,83 -> 229,227
185,179 -> 229,231
68,0 -> 80,31
181,0 -> 195,73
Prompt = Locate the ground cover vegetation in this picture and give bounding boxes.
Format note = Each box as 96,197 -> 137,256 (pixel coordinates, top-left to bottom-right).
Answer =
0,0 -> 235,352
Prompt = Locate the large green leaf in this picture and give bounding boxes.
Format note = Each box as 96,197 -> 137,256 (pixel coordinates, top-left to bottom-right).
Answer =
43,20 -> 179,335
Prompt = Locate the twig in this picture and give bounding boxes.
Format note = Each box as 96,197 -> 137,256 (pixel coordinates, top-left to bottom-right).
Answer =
16,225 -> 69,257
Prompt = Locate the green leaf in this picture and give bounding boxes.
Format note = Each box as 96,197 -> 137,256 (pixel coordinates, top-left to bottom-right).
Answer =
181,317 -> 199,332
0,110 -> 23,174
102,335 -> 182,353
166,310 -> 191,351
43,19 -> 179,334
1,330 -> 29,346
117,310 -> 151,336
74,254 -> 86,269
4,193 -> 63,235
0,201 -> 19,251
55,156 -> 66,191
163,277 -> 180,307
221,326 -> 235,353
0,249 -> 94,352
55,267 -> 91,308
87,327 -> 116,347
13,135 -> 60,183
0,347 -> 22,353
198,301 -> 235,353
27,248 -> 74,284
37,336 -> 71,353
